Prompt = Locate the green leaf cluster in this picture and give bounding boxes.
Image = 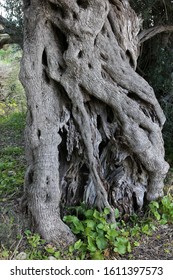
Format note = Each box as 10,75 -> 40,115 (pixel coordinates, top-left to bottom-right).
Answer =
149,195 -> 173,224
63,205 -> 131,260
24,230 -> 48,260
24,230 -> 63,260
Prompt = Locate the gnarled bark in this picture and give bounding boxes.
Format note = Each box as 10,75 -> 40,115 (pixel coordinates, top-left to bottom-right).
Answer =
139,25 -> 173,44
20,0 -> 169,246
0,33 -> 12,48
0,15 -> 23,48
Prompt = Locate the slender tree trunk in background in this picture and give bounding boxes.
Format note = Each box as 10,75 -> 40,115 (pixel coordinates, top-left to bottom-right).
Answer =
20,0 -> 169,246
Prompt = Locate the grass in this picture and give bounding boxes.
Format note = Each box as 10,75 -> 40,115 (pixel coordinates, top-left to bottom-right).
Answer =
0,45 -> 21,64
0,146 -> 25,200
0,112 -> 26,144
0,111 -> 26,258
0,112 -> 25,132
0,114 -> 26,202
0,44 -> 26,115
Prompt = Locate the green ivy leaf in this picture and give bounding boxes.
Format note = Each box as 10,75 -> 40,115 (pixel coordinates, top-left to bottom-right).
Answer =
72,223 -> 84,234
96,236 -> 107,250
141,224 -> 151,235
87,230 -> 97,239
93,210 -> 101,220
114,237 -> 129,255
86,219 -> 96,229
85,209 -> 94,218
54,251 -> 61,259
96,228 -> 105,237
64,215 -> 84,233
106,228 -> 119,240
74,239 -> 83,250
151,201 -> 159,208
127,241 -> 131,253
45,247 -> 55,254
69,245 -> 74,253
91,251 -> 104,260
114,208 -> 120,219
63,215 -> 78,224
24,229 -> 31,236
88,244 -> 97,252
97,223 -> 104,229
104,208 -> 110,215
114,243 -> 127,255
134,241 -> 140,247
87,237 -> 97,252
110,223 -> 117,230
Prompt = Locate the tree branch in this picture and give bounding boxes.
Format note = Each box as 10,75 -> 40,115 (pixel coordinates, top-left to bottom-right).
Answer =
0,33 -> 14,48
139,25 -> 173,44
0,15 -> 23,48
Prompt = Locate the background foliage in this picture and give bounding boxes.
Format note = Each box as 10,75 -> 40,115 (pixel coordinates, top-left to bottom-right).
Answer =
131,0 -> 173,166
0,0 -> 23,28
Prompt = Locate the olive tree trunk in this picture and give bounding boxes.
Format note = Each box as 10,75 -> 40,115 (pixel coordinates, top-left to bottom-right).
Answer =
20,0 -> 169,246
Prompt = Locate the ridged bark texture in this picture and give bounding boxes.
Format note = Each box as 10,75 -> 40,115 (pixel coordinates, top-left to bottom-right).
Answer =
20,0 -> 169,245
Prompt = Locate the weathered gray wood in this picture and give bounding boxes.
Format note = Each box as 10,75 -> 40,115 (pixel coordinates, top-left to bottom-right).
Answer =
20,0 -> 169,246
